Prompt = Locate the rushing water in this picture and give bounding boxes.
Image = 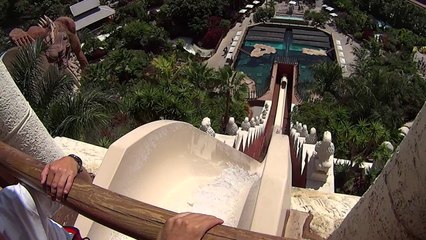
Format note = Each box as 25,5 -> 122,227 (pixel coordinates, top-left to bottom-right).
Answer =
109,164 -> 260,240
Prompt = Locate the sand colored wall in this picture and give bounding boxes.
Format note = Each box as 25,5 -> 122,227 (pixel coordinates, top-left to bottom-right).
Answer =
0,60 -> 63,163
328,103 -> 426,240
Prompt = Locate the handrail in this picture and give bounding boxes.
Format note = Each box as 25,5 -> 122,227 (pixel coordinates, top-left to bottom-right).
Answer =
0,141 -> 286,240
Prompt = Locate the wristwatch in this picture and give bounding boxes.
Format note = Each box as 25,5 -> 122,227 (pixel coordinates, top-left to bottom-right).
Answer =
68,154 -> 83,173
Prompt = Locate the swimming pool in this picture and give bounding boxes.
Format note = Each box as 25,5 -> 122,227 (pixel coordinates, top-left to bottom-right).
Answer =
235,25 -> 332,97
272,16 -> 305,21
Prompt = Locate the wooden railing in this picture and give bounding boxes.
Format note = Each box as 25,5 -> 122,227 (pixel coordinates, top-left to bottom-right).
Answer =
0,141 -> 287,240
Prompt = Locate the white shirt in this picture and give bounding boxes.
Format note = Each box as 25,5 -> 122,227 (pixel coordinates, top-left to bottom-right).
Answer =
0,184 -> 72,240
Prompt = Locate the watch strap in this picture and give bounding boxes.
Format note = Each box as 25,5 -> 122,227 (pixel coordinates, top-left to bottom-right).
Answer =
68,154 -> 83,173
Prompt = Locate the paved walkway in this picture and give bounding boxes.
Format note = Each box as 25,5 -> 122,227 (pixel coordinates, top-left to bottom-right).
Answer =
323,24 -> 361,77
206,13 -> 254,69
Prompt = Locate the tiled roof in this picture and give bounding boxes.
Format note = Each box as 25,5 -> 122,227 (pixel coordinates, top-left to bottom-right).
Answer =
70,0 -> 100,17
74,6 -> 115,30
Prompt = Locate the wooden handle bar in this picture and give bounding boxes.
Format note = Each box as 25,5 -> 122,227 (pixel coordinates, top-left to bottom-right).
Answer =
0,141 -> 285,240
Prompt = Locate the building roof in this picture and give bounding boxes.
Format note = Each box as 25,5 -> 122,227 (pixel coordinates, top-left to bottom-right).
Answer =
70,0 -> 100,17
75,6 -> 115,30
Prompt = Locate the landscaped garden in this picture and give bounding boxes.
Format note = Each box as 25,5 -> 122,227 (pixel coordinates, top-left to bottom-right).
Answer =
2,0 -> 254,147
293,0 -> 426,195
2,0 -> 426,197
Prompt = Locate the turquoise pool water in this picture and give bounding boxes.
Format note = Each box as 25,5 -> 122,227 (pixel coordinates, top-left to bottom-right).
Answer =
235,29 -> 331,94
272,16 -> 305,21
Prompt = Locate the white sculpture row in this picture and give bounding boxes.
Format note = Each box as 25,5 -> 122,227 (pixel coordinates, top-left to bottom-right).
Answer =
291,121 -> 394,186
290,121 -> 334,184
199,101 -> 272,152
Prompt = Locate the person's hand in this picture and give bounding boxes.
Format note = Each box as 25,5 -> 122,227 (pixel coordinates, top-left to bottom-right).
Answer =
41,156 -> 78,200
158,213 -> 224,240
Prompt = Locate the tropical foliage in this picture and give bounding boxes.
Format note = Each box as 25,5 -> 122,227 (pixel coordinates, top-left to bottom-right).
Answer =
293,0 -> 426,196
304,10 -> 329,27
157,0 -> 233,38
9,41 -> 116,141
126,57 -> 248,131
0,0 -> 70,27
253,1 -> 275,23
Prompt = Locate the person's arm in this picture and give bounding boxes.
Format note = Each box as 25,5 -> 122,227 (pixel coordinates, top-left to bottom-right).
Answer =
40,155 -> 92,200
158,213 -> 224,240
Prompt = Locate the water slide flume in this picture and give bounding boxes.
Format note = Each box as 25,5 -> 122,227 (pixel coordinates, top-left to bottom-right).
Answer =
0,140 -> 285,240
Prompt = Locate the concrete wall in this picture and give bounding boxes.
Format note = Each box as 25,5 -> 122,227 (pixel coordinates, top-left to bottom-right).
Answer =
0,61 -> 63,163
328,103 -> 426,240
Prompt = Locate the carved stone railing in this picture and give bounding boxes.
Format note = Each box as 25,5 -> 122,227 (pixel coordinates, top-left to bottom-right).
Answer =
0,140 -> 286,240
289,122 -> 335,192
205,100 -> 273,161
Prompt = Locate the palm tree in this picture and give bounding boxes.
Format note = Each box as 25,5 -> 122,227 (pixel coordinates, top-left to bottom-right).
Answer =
215,66 -> 247,131
182,60 -> 215,90
47,88 -> 117,140
311,61 -> 343,99
9,39 -> 75,121
351,47 -> 373,77
151,54 -> 179,83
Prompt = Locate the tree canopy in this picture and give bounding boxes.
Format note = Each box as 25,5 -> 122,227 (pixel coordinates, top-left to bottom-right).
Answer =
157,0 -> 232,37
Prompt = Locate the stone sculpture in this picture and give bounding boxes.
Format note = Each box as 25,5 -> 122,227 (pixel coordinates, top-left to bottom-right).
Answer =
300,124 -> 309,137
200,117 -> 215,137
9,16 -> 88,70
305,127 -> 317,144
255,116 -> 260,126
382,141 -> 394,152
259,117 -> 264,124
296,122 -> 303,133
313,131 -> 334,176
241,117 -> 251,131
225,117 -> 238,136
250,117 -> 256,127
373,141 -> 394,170
290,128 -> 297,138
262,110 -> 267,119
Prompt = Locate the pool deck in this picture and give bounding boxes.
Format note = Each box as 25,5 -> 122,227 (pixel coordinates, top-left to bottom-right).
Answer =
206,14 -> 254,69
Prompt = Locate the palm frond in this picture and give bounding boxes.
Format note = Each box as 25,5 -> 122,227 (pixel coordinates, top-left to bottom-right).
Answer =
9,39 -> 47,106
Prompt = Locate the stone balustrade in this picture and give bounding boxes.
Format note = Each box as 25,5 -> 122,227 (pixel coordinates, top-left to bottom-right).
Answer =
290,122 -> 335,193
206,101 -> 272,155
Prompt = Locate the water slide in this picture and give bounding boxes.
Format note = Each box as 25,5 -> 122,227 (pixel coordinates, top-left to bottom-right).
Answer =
75,121 -> 272,239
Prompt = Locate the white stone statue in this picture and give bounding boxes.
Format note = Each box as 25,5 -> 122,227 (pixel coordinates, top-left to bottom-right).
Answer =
250,117 -> 256,127
382,141 -> 394,152
200,117 -> 215,137
290,128 -> 297,140
296,122 -> 303,133
241,117 -> 251,131
313,131 -> 334,174
255,116 -> 260,126
262,109 -> 267,119
300,124 -> 309,137
260,116 -> 264,124
264,103 -> 269,110
225,117 -> 238,135
305,127 -> 317,144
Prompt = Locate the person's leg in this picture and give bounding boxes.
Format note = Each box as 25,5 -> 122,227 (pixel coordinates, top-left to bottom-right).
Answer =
0,184 -> 71,240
